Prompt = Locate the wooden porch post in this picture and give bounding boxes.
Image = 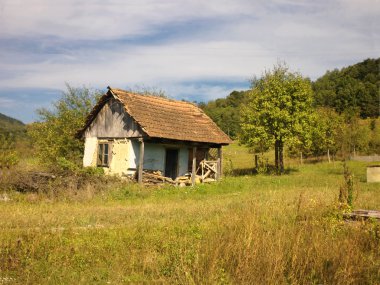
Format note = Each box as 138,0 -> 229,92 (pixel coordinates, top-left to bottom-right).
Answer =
138,138 -> 144,185
217,147 -> 222,181
191,146 -> 197,186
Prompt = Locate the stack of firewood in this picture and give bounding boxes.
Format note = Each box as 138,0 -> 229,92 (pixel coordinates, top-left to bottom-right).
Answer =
140,170 -> 175,185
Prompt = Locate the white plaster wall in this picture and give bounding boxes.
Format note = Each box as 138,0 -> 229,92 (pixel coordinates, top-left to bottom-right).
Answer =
83,137 -> 98,167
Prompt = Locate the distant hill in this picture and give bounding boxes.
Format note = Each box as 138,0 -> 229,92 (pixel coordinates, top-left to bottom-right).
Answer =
0,112 -> 26,136
313,58 -> 380,118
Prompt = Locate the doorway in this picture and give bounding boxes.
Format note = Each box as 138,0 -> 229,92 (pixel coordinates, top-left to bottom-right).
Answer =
165,149 -> 179,180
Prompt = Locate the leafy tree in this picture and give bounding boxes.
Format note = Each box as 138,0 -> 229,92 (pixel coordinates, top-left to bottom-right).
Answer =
240,63 -> 314,173
369,119 -> 380,154
310,108 -> 344,160
28,84 -> 101,166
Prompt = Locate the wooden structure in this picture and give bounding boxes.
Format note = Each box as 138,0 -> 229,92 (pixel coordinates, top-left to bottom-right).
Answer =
77,87 -> 231,185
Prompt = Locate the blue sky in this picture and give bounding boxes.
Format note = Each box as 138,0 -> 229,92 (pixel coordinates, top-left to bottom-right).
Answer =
0,0 -> 379,123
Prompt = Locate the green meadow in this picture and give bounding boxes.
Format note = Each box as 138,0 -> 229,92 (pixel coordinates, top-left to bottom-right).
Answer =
0,144 -> 379,284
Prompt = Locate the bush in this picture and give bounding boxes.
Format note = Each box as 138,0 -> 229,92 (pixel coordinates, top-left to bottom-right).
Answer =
28,84 -> 101,167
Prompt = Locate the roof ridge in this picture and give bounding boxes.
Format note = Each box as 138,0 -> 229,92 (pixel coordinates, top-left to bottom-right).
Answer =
109,87 -> 197,107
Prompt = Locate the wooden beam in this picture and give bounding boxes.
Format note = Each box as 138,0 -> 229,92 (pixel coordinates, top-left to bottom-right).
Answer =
217,147 -> 222,181
138,138 -> 144,185
191,146 -> 197,186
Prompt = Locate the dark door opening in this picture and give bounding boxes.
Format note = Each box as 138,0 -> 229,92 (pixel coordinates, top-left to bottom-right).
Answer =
165,149 -> 179,180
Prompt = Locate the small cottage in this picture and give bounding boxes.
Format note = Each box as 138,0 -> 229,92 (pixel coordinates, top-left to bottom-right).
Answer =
77,87 -> 231,184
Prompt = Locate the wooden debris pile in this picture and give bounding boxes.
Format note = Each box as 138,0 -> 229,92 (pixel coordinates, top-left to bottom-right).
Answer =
137,160 -> 220,186
139,170 -> 175,185
9,171 -> 57,193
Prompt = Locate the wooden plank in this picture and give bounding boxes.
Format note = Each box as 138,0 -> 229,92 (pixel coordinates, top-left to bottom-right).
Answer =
192,146 -> 197,186
202,169 -> 212,180
344,209 -> 380,220
219,147 -> 223,178
138,139 -> 144,185
85,98 -> 143,138
216,147 -> 222,181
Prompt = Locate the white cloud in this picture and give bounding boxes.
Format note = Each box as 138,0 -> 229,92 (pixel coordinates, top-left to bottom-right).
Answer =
0,0 -> 257,40
0,0 -> 379,101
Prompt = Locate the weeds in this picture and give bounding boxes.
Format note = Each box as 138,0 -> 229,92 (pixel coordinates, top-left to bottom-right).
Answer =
339,161 -> 355,208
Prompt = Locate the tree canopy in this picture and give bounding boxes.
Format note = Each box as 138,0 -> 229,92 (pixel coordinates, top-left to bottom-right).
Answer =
313,58 -> 380,118
240,63 -> 314,172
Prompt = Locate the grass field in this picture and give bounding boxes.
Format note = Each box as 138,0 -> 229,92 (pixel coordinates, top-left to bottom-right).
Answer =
0,144 -> 379,284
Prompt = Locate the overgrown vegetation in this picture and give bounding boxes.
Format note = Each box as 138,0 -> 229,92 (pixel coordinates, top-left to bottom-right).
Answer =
0,158 -> 379,284
0,133 -> 19,169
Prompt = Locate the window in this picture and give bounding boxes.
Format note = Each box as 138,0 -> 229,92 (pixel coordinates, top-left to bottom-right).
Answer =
97,143 -> 110,167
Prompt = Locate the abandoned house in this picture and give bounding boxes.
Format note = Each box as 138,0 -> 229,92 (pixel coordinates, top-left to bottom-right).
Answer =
77,87 -> 232,185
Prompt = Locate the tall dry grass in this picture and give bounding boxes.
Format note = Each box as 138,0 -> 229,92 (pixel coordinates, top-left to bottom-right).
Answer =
0,157 -> 379,284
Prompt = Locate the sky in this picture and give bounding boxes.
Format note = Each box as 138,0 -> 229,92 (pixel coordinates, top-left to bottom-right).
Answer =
0,0 -> 379,123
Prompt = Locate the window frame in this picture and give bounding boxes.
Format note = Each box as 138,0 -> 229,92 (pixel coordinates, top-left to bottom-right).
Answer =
97,142 -> 110,167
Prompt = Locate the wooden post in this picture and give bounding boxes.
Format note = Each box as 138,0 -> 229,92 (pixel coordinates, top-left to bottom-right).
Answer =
217,147 -> 222,181
138,138 -> 144,185
191,146 -> 197,186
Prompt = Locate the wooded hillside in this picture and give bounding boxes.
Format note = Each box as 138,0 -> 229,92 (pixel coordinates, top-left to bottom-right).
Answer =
0,112 -> 25,135
313,58 -> 380,118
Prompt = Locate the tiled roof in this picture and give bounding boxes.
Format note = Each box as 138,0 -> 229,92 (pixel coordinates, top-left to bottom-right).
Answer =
79,87 -> 231,145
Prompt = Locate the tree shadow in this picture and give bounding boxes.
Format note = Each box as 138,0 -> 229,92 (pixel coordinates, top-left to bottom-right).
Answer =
228,165 -> 299,177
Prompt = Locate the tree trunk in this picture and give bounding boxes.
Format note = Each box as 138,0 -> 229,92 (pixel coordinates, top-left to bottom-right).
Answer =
279,139 -> 284,174
275,140 -> 279,173
300,152 -> 303,165
327,149 -> 331,163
